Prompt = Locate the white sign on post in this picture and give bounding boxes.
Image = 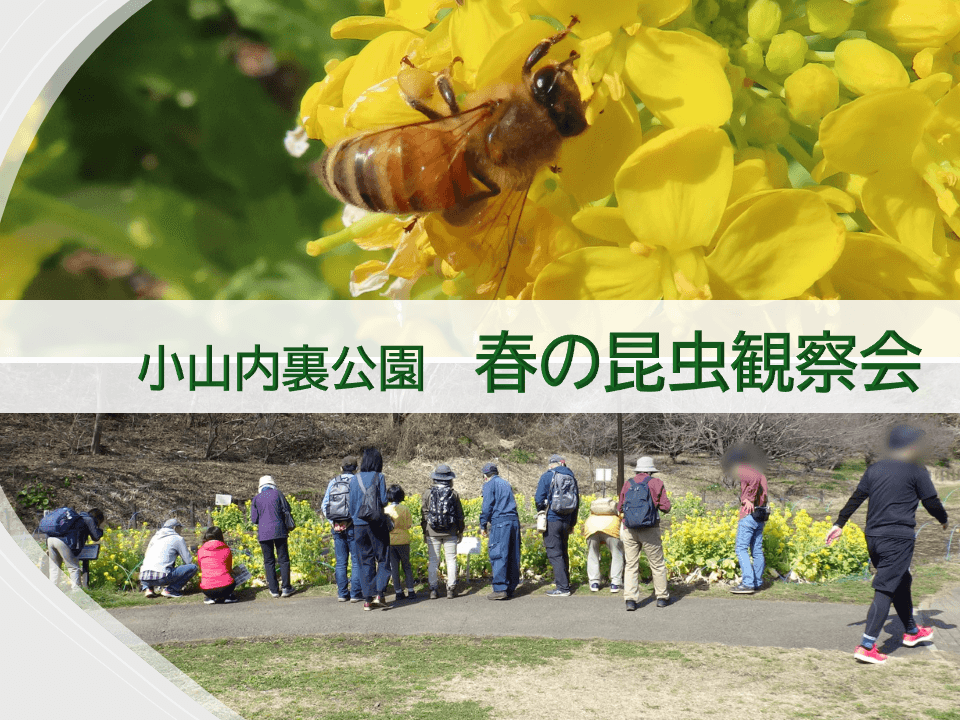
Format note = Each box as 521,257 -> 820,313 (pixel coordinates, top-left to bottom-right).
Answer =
215,494 -> 232,506
456,536 -> 481,555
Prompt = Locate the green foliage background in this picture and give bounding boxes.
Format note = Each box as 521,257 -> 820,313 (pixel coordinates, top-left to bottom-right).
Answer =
1,0 -> 375,300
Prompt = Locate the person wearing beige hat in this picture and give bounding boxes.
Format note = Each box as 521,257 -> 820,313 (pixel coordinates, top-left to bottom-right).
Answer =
618,456 -> 672,611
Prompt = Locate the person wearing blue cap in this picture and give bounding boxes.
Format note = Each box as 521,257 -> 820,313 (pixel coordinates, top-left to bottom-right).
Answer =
479,463 -> 521,600
827,425 -> 949,665
535,454 -> 580,597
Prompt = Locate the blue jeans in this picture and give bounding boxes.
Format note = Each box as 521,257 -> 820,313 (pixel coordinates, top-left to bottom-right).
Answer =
735,515 -> 765,588
334,525 -> 362,599
141,563 -> 197,592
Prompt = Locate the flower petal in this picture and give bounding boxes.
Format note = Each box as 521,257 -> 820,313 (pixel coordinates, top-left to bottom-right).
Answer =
341,31 -> 422,109
300,57 -> 357,143
819,88 -> 934,174
449,0 -> 523,85
350,260 -> 391,296
637,0 -> 691,28
559,95 -> 641,203
728,158 -> 773,205
615,126 -> 733,251
623,27 -> 732,128
571,206 -> 634,245
533,247 -> 663,299
384,0 -> 456,29
829,233 -> 946,299
861,167 -> 942,264
536,0 -> 640,38
475,20 -> 573,89
331,16 -> 422,41
706,190 -> 845,299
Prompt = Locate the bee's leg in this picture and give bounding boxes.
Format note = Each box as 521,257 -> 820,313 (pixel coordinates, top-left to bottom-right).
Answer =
443,161 -> 501,226
437,59 -> 463,115
522,16 -> 579,76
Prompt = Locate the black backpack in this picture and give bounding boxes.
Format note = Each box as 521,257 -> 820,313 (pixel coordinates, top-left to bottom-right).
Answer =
356,473 -> 384,523
548,470 -> 579,515
39,507 -> 88,553
621,476 -> 659,529
427,485 -> 458,532
325,474 -> 353,522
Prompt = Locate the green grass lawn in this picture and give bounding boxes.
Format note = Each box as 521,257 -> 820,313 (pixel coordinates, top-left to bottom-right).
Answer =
157,634 -> 960,720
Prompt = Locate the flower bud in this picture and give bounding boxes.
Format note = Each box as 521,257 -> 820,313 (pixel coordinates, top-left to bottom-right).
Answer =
744,97 -> 790,144
784,63 -> 839,124
765,31 -> 809,76
864,0 -> 960,57
737,38 -> 765,74
806,0 -> 854,39
747,0 -> 781,43
834,38 -> 909,96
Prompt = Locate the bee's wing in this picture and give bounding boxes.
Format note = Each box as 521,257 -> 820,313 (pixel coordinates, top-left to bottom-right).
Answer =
425,177 -> 536,299
351,104 -> 537,298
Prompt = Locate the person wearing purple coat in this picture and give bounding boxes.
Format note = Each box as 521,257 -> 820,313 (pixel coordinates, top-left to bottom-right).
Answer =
250,475 -> 294,598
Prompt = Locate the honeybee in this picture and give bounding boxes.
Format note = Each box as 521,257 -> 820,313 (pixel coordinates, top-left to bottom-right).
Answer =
318,18 -> 587,298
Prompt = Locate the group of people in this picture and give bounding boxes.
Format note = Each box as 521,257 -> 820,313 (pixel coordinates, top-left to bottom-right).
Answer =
314,450 -> 679,610
43,425 -> 951,664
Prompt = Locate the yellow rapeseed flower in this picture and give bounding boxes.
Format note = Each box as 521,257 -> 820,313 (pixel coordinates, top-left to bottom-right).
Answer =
292,0 -> 960,299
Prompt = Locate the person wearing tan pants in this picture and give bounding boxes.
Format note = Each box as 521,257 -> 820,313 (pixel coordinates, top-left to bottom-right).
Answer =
618,457 -> 673,611
621,525 -> 669,606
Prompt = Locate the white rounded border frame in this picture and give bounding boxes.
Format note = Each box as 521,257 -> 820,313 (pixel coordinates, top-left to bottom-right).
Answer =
0,2 -> 245,718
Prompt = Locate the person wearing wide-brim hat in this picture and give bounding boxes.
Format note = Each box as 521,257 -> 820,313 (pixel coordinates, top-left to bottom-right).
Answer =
617,456 -> 672,611
421,464 -> 465,599
479,463 -> 521,600
828,425 -> 949,665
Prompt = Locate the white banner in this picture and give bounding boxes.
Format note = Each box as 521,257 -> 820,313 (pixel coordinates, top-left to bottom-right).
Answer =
0,299 -> 957,412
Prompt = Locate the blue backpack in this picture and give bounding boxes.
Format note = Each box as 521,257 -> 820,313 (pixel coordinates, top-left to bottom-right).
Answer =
621,476 -> 659,529
39,507 -> 87,553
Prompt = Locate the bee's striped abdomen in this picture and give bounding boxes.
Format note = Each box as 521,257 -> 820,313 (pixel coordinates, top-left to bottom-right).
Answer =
319,126 -> 476,215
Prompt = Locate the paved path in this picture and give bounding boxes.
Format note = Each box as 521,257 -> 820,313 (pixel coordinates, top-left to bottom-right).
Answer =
920,584 -> 960,657
107,586 -> 956,657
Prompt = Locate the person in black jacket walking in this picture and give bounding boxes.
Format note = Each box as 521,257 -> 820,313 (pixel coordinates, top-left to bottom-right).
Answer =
827,425 -> 949,665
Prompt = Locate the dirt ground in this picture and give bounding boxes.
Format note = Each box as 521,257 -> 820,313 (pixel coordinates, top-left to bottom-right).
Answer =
3,414 -> 958,563
158,635 -> 960,720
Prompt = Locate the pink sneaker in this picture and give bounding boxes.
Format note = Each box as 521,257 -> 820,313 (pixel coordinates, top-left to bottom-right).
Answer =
902,627 -> 934,647
854,645 -> 888,665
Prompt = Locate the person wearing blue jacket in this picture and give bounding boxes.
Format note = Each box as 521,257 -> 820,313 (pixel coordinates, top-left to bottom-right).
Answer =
250,475 -> 294,598
479,463 -> 521,600
535,454 -> 580,597
349,447 -> 391,610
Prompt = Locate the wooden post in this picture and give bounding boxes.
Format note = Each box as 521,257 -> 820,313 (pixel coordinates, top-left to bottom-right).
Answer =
616,412 -> 625,495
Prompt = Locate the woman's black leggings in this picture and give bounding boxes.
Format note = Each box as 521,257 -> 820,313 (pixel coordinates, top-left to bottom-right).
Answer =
864,570 -> 915,641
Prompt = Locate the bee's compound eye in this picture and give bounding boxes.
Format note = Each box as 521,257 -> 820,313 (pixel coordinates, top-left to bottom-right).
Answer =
532,67 -> 557,103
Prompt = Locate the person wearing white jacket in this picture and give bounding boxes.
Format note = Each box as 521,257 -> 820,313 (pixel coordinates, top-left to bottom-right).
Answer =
140,518 -> 197,598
